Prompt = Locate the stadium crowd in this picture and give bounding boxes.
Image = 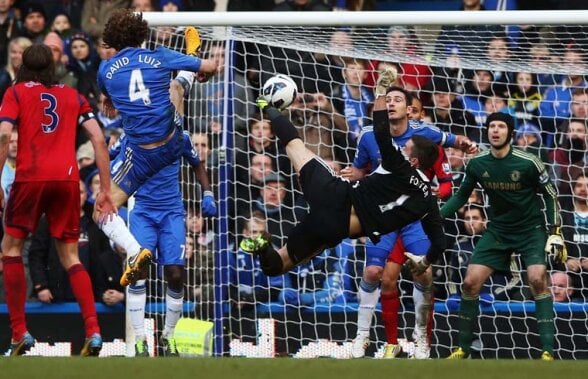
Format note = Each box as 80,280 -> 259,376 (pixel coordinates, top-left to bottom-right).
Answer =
0,0 -> 587,357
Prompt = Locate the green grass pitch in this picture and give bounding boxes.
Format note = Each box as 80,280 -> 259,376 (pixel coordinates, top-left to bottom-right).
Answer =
2,358 -> 586,379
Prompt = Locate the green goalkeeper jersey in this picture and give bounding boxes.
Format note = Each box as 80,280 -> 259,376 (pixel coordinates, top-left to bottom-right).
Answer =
441,147 -> 559,233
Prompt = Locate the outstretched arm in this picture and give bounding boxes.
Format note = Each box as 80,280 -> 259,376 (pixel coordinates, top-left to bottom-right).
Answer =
372,97 -> 411,173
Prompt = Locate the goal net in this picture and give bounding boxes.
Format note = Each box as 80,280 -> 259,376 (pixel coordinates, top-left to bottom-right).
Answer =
140,11 -> 588,359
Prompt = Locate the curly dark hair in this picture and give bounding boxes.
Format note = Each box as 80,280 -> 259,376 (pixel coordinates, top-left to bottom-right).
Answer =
16,44 -> 55,86
102,9 -> 149,51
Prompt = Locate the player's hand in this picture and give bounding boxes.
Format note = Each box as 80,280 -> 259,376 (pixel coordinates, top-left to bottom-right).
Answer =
455,135 -> 478,154
101,96 -> 117,118
256,95 -> 269,111
375,67 -> 398,97
340,166 -> 366,181
37,288 -> 54,303
545,226 -> 567,264
404,252 -> 430,276
95,191 -> 118,224
201,190 -> 217,217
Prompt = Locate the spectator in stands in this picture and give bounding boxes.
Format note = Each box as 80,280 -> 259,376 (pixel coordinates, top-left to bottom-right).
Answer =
508,72 -> 542,126
483,94 -> 517,129
229,212 -> 284,311
273,0 -> 331,11
185,207 -> 215,319
331,58 -> 373,141
551,119 -> 588,194
426,77 -> 479,143
240,173 -> 297,247
279,238 -> 358,308
461,69 -> 496,127
530,44 -> 560,94
550,271 -> 575,302
515,122 -> 548,162
540,46 -> 587,144
68,32 -> 101,113
560,171 -> 588,299
0,0 -> 23,68
555,88 -> 588,146
132,0 -> 156,11
190,42 -> 253,134
44,31 -> 76,88
485,33 -> 513,95
93,242 -> 125,306
384,26 -> 431,92
436,0 -> 503,58
0,37 -> 32,103
235,152 -> 274,213
20,2 -> 49,44
81,0 -> 131,40
50,13 -> 73,55
289,92 -> 353,164
228,0 -> 277,11
77,140 -> 96,171
312,29 -> 351,89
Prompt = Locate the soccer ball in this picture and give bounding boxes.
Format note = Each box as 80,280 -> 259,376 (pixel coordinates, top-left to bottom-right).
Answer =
261,74 -> 298,110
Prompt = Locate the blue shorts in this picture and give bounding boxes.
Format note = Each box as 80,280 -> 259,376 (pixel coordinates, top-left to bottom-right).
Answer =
129,206 -> 186,266
111,126 -> 183,196
365,221 -> 430,268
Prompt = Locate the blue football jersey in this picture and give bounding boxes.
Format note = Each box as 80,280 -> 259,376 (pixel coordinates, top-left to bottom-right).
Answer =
111,131 -> 200,210
97,47 -> 202,145
353,119 -> 457,170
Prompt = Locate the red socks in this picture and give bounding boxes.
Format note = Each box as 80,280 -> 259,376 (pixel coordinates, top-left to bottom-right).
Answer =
381,290 -> 400,344
2,256 -> 27,341
68,264 -> 100,337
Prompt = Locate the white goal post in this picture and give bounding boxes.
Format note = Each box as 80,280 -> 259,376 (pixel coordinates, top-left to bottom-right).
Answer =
136,10 -> 588,359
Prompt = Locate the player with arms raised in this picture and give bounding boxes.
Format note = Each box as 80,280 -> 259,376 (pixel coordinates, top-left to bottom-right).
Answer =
442,112 -> 565,361
0,44 -> 116,356
96,9 -> 218,287
343,74 -> 475,359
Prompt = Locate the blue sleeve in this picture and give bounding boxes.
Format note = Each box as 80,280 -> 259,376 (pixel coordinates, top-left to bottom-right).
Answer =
158,47 -> 202,72
353,129 -> 375,169
181,132 -> 201,166
420,122 -> 456,147
108,135 -> 124,159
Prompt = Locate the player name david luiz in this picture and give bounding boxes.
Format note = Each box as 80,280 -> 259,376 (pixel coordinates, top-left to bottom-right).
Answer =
104,55 -> 162,79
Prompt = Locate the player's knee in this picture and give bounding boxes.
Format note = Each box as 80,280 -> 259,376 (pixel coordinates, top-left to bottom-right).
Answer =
164,266 -> 184,290
363,265 -> 384,283
462,277 -> 482,296
381,275 -> 398,293
528,275 -> 547,294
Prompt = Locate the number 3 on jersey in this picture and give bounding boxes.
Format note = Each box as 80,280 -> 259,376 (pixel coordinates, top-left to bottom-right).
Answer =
129,69 -> 151,105
41,93 -> 59,133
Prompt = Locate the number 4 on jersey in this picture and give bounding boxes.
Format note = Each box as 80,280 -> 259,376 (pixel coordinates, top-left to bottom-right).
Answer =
129,69 -> 151,105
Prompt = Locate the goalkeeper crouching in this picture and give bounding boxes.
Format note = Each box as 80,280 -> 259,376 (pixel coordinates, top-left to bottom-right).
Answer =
441,112 -> 566,361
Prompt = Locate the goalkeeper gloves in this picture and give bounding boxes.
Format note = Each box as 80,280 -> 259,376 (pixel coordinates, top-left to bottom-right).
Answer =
375,67 -> 398,97
201,191 -> 217,217
545,226 -> 567,264
256,95 -> 269,111
404,252 -> 430,276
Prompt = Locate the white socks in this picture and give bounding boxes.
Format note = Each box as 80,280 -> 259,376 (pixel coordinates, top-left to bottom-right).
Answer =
128,280 -> 147,341
413,283 -> 433,335
357,280 -> 381,334
99,214 -> 141,257
162,289 -> 184,339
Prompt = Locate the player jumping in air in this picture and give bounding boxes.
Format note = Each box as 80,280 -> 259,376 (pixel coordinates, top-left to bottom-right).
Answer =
96,9 -> 217,287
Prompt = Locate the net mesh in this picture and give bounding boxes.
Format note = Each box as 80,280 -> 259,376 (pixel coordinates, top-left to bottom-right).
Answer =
142,21 -> 588,359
